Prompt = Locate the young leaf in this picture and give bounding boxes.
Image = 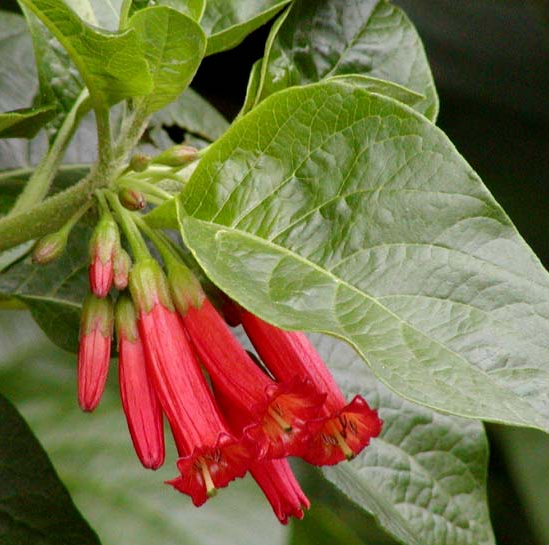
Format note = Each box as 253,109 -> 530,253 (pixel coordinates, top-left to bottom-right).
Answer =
310,333 -> 495,545
201,0 -> 291,56
177,82 -> 549,433
128,6 -> 206,114
18,0 -> 152,108
0,224 -> 90,352
0,105 -> 56,138
0,392 -> 100,545
0,311 -> 289,545
256,0 -> 439,120
238,58 -> 263,118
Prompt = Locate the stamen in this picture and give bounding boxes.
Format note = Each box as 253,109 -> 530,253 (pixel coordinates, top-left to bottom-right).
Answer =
199,457 -> 217,498
268,406 -> 292,432
328,422 -> 355,460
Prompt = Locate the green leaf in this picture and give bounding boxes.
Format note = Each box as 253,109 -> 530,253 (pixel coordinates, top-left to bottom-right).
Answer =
201,0 -> 290,56
63,0 -> 123,29
0,105 -> 56,138
256,0 -> 439,120
0,223 -> 90,352
128,6 -> 206,114
18,0 -> 153,108
0,311 -> 289,545
18,4 -> 86,139
238,58 -> 263,118
177,82 -> 549,432
149,87 -> 229,143
325,75 -> 424,108
0,392 -> 100,545
0,10 -> 40,170
311,333 -> 495,545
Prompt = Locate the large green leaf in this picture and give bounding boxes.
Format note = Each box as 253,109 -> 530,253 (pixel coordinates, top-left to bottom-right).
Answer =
312,333 -> 494,545
256,0 -> 438,121
0,105 -> 56,138
18,0 -> 152,108
128,6 -> 206,114
176,82 -> 549,432
0,223 -> 90,352
0,392 -> 100,545
0,311 -> 288,545
201,0 -> 290,56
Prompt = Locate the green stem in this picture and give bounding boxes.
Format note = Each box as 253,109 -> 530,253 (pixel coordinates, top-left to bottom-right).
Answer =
134,216 -> 180,268
9,90 -> 91,216
119,0 -> 132,28
117,177 -> 173,201
95,107 -> 113,168
106,191 -> 150,261
58,200 -> 92,236
0,103 -> 151,252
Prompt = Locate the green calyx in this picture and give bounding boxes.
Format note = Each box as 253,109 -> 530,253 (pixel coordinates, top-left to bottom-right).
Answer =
80,293 -> 114,338
32,230 -> 68,265
167,260 -> 205,316
129,258 -> 174,314
115,295 -> 139,344
89,213 -> 120,264
152,145 -> 198,167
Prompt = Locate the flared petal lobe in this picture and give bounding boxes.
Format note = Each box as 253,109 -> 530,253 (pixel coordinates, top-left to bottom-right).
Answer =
239,309 -> 382,465
116,295 -> 164,470
78,294 -> 113,412
179,297 -> 325,459
250,459 -> 310,524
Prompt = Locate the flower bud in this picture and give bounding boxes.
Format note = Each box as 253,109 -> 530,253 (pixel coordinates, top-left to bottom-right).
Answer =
152,145 -> 198,167
113,248 -> 132,291
129,259 -> 173,313
119,188 -> 146,211
32,231 -> 67,264
89,214 -> 120,298
129,153 -> 151,172
166,261 -> 205,316
78,293 -> 114,412
115,295 -> 165,469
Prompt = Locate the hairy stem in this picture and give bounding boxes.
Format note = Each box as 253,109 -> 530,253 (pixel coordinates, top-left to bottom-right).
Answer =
0,104 -> 151,252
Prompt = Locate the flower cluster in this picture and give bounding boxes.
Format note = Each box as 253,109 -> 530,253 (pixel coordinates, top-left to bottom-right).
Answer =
45,184 -> 382,524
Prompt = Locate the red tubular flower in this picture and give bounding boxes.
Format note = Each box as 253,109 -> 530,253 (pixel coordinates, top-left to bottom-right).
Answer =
129,259 -> 252,506
250,459 -> 310,524
89,213 -> 119,297
238,309 -> 382,466
78,293 -> 113,412
168,264 -> 325,460
115,295 -> 165,470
